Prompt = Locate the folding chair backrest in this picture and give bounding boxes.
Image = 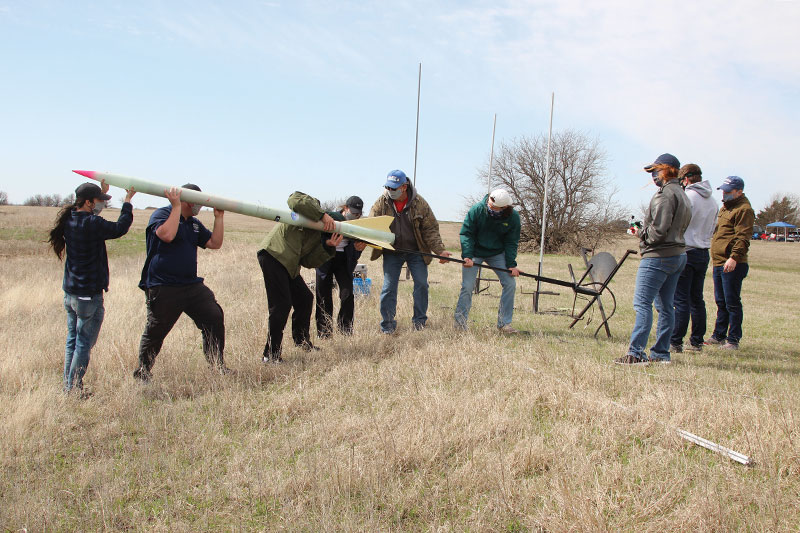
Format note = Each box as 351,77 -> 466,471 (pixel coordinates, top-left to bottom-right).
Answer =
586,252 -> 617,285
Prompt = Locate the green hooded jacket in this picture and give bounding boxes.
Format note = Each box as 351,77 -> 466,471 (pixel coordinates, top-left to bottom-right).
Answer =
259,192 -> 339,279
460,195 -> 521,268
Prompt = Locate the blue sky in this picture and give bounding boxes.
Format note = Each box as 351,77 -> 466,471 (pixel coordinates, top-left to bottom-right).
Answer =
1,0 -> 798,221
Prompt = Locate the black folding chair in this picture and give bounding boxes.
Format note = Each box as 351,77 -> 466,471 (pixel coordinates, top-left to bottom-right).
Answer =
568,249 -> 637,338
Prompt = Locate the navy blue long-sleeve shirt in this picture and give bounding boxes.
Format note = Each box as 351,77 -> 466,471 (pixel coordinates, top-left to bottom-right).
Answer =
62,203 -> 134,296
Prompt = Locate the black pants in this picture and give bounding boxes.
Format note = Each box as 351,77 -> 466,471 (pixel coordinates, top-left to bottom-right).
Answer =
670,247 -> 710,348
137,283 -> 225,371
315,252 -> 355,337
258,250 -> 313,359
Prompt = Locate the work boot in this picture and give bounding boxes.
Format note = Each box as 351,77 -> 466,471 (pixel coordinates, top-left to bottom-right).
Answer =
705,337 -> 724,346
133,366 -> 151,383
721,342 -> 739,350
684,344 -> 702,352
299,342 -> 320,352
498,324 -> 520,334
670,343 -> 683,353
614,354 -> 649,366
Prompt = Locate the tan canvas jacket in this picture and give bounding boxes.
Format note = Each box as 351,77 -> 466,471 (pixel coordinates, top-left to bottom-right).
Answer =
367,183 -> 445,265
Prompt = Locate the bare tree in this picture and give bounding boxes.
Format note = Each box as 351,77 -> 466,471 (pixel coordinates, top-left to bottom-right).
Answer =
0,191 -> 8,205
477,130 -> 625,253
23,194 -> 64,207
320,197 -> 347,213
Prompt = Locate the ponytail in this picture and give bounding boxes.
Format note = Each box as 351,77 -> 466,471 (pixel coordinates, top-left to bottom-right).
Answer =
48,198 -> 86,260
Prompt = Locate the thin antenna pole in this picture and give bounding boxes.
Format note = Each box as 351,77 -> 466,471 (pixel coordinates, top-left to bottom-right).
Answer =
535,92 -> 555,312
413,62 -> 422,187
487,113 -> 497,195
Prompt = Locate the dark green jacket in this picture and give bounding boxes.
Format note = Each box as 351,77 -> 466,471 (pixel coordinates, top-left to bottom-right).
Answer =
460,195 -> 521,268
259,192 -> 337,279
711,194 -> 754,266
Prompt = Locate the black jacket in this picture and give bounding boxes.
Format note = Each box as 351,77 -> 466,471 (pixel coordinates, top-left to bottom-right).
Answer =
317,211 -> 363,279
63,203 -> 134,296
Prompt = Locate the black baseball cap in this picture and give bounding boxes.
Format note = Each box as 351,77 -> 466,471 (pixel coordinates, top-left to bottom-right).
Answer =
75,182 -> 111,201
345,195 -> 364,215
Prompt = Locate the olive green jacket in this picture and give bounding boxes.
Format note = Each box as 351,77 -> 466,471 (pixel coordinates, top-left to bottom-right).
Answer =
259,192 -> 337,279
710,194 -> 754,266
368,183 -> 446,265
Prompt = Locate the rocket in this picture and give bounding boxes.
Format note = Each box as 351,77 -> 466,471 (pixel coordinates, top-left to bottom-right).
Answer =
72,170 -> 395,249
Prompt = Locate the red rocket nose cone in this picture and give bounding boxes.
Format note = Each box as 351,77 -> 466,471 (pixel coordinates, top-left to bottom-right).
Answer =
72,170 -> 96,179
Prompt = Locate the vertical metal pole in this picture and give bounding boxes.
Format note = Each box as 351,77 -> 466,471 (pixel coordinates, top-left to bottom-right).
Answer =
488,113 -> 497,195
475,113 -> 498,296
413,63 -> 422,187
535,92 -> 555,313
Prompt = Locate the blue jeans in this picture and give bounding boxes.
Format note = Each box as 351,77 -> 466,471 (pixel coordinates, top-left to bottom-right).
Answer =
628,254 -> 687,361
63,292 -> 105,391
711,263 -> 749,344
670,248 -> 710,348
454,253 -> 516,329
380,252 -> 429,333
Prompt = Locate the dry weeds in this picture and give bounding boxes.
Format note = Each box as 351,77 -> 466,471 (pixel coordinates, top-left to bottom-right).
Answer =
1,206 -> 798,531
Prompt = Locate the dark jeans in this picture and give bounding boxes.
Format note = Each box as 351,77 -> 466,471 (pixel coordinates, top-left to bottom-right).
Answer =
138,282 -> 225,372
258,250 -> 314,359
671,248 -> 710,348
315,252 -> 355,337
711,262 -> 749,345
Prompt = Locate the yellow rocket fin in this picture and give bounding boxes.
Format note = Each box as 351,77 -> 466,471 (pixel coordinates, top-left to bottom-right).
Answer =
364,240 -> 395,251
346,215 -> 394,233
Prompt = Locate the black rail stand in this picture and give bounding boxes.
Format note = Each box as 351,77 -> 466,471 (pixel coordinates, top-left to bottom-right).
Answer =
521,260 -> 560,313
568,249 -> 637,338
473,265 -> 499,295
389,247 -> 635,338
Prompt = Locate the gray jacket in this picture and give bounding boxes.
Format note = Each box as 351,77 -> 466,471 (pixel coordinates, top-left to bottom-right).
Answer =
639,180 -> 692,258
683,180 -> 718,250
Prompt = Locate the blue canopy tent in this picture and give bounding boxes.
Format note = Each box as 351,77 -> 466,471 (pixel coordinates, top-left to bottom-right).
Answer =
766,221 -> 797,242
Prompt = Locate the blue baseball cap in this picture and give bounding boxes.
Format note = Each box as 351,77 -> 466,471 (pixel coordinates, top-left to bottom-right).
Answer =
718,176 -> 745,192
644,153 -> 680,171
384,170 -> 408,189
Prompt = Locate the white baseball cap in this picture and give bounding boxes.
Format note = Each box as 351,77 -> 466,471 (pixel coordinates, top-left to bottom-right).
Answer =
489,188 -> 513,208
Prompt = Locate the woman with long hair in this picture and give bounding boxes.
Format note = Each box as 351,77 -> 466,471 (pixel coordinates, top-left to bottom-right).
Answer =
48,181 -> 135,394
616,154 -> 691,365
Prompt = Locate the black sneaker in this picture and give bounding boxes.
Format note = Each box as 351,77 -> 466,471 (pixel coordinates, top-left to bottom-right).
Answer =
78,388 -> 94,400
670,344 -> 683,353
300,343 -> 321,352
263,355 -> 283,364
684,344 -> 702,352
614,354 -> 649,366
133,366 -> 151,382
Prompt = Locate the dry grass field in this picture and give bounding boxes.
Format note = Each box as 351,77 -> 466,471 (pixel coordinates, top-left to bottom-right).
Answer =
1,205 -> 799,531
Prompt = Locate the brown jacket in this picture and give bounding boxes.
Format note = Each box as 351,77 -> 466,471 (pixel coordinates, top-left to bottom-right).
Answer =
710,194 -> 754,266
368,183 -> 445,265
